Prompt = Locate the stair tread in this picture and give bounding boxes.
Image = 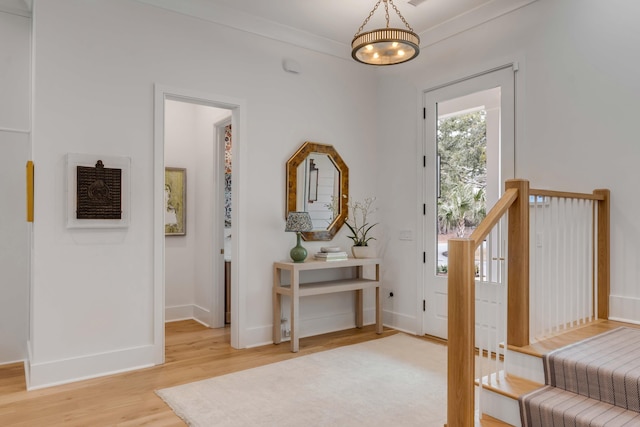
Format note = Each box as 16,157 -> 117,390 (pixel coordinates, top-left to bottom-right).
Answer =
478,371 -> 543,399
508,319 -> 640,358
520,386 -> 640,426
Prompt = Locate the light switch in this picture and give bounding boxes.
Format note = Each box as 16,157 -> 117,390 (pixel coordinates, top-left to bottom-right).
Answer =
399,230 -> 413,241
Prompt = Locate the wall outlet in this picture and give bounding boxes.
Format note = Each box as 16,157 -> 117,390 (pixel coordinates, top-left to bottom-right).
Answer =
284,329 -> 291,338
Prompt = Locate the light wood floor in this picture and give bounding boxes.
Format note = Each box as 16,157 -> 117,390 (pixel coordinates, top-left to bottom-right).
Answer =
0,321 -> 398,426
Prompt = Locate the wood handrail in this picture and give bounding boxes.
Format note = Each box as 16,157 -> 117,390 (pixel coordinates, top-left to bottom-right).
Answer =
469,187 -> 518,247
530,188 -> 606,201
447,179 -> 609,426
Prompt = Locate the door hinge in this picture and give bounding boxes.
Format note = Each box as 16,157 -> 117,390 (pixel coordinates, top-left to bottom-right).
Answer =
423,155 -> 426,167
423,300 -> 426,311
423,252 -> 426,263
423,204 -> 426,215
423,108 -> 426,119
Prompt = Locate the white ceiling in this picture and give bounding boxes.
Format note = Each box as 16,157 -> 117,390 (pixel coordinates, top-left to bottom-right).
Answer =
200,0 -> 492,43
0,0 -> 537,59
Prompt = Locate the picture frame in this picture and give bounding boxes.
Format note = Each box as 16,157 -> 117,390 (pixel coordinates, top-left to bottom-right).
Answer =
165,167 -> 186,236
66,153 -> 131,229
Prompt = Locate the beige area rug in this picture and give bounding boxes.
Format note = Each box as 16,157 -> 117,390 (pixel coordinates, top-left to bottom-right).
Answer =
156,334 -> 448,427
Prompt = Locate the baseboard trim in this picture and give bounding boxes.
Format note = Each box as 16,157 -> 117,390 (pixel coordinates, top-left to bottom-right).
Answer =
609,295 -> 640,324
165,304 -> 210,326
0,357 -> 26,366
382,309 -> 417,335
26,344 -> 156,390
246,307 -> 421,349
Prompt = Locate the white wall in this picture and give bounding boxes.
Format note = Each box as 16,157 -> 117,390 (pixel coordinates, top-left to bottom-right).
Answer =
375,0 -> 640,329
27,0 -> 377,387
164,99 -> 230,325
0,10 -> 30,364
20,0 -> 637,388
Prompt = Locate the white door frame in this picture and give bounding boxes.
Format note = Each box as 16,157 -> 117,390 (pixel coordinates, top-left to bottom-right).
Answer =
418,64 -> 517,338
213,116 -> 232,328
153,85 -> 247,363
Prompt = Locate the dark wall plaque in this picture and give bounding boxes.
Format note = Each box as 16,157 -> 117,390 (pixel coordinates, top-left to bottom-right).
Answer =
76,160 -> 122,219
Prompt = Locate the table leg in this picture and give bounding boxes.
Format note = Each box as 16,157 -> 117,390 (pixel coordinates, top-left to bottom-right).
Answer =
376,285 -> 383,334
291,269 -> 299,352
273,267 -> 282,344
355,289 -> 364,328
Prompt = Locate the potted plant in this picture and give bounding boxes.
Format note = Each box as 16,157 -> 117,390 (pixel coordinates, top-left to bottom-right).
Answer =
344,196 -> 377,258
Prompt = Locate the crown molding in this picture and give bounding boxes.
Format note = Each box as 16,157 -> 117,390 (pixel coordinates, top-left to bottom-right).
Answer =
137,0 -> 539,61
135,0 -> 350,59
0,0 -> 32,17
419,0 -> 539,47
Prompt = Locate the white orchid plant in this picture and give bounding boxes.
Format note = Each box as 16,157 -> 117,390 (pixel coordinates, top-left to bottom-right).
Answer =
328,195 -> 378,247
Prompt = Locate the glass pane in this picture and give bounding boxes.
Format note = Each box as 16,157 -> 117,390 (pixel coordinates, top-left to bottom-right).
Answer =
436,109 -> 487,276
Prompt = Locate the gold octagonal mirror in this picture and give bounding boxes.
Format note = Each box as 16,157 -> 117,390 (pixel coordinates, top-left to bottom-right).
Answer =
286,142 -> 348,241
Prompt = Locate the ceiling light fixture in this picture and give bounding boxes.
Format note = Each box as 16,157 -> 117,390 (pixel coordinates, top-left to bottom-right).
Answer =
351,0 -> 420,66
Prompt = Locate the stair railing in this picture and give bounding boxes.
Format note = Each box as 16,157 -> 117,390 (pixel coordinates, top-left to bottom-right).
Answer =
446,179 -> 610,427
529,187 -> 610,340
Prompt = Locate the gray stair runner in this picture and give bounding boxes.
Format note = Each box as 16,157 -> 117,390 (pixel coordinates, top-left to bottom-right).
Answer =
519,327 -> 640,427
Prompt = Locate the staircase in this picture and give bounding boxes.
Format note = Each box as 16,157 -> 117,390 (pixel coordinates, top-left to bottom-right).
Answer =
477,321 -> 640,426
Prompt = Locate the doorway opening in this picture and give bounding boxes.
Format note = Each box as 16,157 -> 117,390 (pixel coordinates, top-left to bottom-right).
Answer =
154,85 -> 245,364
421,66 -> 515,339
163,98 -> 231,335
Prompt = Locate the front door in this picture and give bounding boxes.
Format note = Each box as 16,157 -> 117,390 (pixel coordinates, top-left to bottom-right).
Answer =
422,67 -> 515,339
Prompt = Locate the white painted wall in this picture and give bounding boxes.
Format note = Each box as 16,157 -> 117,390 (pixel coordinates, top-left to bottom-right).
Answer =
0,10 -> 30,364
13,0 -> 639,387
375,0 -> 640,330
164,99 -> 230,325
27,0 -> 377,387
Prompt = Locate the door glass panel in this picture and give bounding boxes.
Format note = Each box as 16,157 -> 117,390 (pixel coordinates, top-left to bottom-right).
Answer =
436,91 -> 496,276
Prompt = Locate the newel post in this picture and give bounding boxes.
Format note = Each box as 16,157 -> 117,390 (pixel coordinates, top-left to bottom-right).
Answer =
505,179 -> 530,347
594,189 -> 610,319
447,238 -> 476,427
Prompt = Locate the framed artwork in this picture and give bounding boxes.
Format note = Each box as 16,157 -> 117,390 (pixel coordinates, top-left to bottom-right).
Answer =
66,153 -> 131,228
165,167 -> 186,235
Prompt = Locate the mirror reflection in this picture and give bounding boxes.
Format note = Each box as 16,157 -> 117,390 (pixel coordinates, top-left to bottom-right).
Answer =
286,142 -> 348,241
295,153 -> 339,230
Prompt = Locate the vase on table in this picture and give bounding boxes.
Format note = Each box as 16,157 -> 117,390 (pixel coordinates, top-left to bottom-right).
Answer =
351,245 -> 376,259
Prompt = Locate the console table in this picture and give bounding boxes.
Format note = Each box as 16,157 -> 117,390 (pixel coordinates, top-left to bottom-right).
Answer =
273,258 -> 383,352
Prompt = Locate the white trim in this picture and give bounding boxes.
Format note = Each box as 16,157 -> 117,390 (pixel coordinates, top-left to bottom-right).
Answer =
26,344 -> 156,390
154,85 -> 247,358
419,64 -> 517,338
609,295 -> 640,324
481,388 -> 523,427
383,310 -> 418,335
135,0 -> 348,60
421,62 -> 517,94
213,118 -> 232,329
505,348 -> 545,384
134,0 -> 538,62
164,304 -> 211,325
0,358 -> 27,366
0,3 -> 32,18
0,127 -> 30,134
419,0 -> 538,48
244,307 -> 389,349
